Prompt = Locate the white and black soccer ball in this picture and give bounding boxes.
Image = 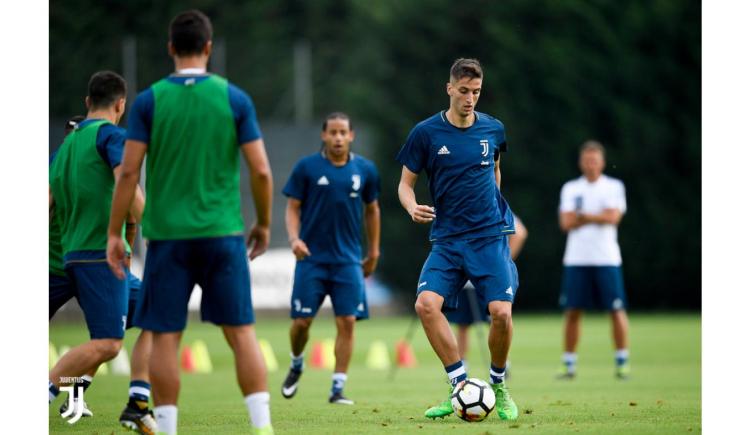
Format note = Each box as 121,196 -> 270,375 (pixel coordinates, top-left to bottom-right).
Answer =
451,378 -> 495,422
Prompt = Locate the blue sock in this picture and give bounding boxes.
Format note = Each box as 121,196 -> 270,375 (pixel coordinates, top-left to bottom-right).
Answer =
290,353 -> 304,372
445,361 -> 467,387
490,364 -> 506,385
331,372 -> 347,396
49,381 -> 59,404
128,380 -> 151,408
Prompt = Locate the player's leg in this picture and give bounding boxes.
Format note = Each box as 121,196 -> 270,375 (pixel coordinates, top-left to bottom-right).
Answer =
456,324 -> 470,361
49,263 -> 127,406
132,240 -> 193,435
49,272 -> 95,417
596,266 -> 631,378
119,273 -> 159,434
198,236 -> 272,432
445,287 -> 475,365
561,309 -> 583,377
283,261 -> 326,399
466,236 -> 519,421
415,243 -> 467,419
558,266 -> 593,378
327,263 -> 367,404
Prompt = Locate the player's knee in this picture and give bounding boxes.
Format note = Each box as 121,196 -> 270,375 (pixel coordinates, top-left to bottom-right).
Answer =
293,317 -> 314,331
93,338 -> 122,361
336,316 -> 355,335
489,305 -> 512,327
414,297 -> 439,318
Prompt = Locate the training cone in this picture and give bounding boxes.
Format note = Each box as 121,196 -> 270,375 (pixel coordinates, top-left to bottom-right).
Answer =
181,345 -> 196,373
58,345 -> 71,358
49,342 -> 59,370
366,340 -> 391,370
98,362 -> 109,375
111,348 -> 131,375
309,341 -> 326,369
259,339 -> 278,372
395,340 -> 418,368
322,338 -> 336,370
191,340 -> 213,373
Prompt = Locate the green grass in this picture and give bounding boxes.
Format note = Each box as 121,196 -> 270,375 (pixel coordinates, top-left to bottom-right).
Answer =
49,313 -> 700,434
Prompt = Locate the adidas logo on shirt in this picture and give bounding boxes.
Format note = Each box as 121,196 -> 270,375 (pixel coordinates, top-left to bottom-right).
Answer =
438,146 -> 451,155
317,176 -> 329,185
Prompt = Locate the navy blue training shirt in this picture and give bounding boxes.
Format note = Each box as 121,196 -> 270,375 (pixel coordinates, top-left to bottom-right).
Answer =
396,110 -> 515,241
283,152 -> 380,264
127,74 -> 262,144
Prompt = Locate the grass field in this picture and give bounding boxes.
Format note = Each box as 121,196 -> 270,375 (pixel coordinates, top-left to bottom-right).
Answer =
49,313 -> 700,434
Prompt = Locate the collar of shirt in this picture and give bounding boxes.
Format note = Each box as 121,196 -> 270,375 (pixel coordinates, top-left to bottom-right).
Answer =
175,68 -> 207,75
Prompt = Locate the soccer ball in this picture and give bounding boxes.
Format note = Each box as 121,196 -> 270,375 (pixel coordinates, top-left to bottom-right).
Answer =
451,378 -> 495,422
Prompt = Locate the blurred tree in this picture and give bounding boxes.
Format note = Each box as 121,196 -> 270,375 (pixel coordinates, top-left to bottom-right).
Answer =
50,0 -> 700,310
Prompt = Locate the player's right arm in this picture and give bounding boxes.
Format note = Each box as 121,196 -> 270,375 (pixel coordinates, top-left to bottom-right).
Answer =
240,138 -> 273,260
107,140 -> 147,279
285,198 -> 311,260
398,166 -> 435,224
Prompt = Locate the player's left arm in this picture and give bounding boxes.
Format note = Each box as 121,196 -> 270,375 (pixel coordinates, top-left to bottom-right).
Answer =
362,199 -> 381,277
107,140 -> 147,279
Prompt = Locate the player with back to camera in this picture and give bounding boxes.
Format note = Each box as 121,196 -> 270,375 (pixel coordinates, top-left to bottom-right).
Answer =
397,58 -> 520,421
106,9 -> 274,435
557,140 -> 630,379
281,112 -> 381,405
50,114 -> 157,434
49,72 -> 157,433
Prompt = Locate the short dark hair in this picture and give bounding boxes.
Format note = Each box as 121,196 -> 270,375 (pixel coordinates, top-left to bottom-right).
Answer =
580,140 -> 606,158
87,71 -> 127,110
450,58 -> 483,82
322,112 -> 353,131
64,115 -> 85,135
169,10 -> 213,56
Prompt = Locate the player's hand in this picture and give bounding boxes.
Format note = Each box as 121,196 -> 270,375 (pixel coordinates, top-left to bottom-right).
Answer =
106,235 -> 127,280
247,224 -> 270,260
362,254 -> 379,277
408,204 -> 436,224
290,239 -> 311,260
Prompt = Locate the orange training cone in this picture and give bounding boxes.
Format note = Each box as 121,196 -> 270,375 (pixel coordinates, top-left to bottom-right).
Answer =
396,340 -> 417,368
309,341 -> 326,369
181,345 -> 196,373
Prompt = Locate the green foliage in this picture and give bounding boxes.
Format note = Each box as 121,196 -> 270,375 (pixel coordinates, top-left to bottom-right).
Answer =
50,0 -> 700,309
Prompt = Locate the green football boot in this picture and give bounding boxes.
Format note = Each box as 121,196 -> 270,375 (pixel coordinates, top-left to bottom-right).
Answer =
556,363 -> 576,379
615,362 -> 631,380
424,384 -> 454,419
491,382 -> 519,421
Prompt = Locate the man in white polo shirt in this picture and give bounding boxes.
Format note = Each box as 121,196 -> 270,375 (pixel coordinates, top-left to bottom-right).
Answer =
558,140 -> 630,380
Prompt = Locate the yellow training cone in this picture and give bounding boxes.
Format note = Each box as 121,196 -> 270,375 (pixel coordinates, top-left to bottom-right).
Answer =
366,340 -> 391,370
322,338 -> 336,370
49,342 -> 59,370
191,340 -> 213,373
98,361 -> 109,375
259,339 -> 278,372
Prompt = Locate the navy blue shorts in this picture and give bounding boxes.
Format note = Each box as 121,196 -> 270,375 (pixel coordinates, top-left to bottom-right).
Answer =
418,236 -> 519,313
445,285 -> 490,325
560,266 -> 627,311
291,260 -> 368,320
62,261 -> 129,339
50,270 -> 142,330
135,236 -> 254,332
